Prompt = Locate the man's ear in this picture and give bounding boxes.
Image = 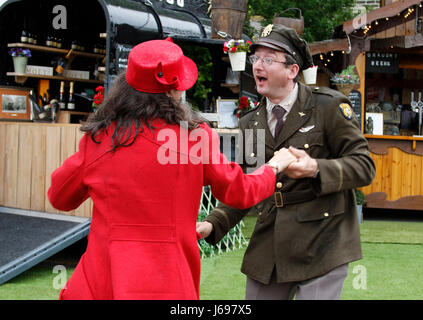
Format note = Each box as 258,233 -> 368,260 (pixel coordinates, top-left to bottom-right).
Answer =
288,64 -> 300,81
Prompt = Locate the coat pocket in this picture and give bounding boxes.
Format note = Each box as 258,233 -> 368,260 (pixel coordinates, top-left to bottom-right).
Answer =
108,224 -> 194,299
296,193 -> 344,222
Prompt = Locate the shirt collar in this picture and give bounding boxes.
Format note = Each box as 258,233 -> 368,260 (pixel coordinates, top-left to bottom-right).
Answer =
266,83 -> 299,114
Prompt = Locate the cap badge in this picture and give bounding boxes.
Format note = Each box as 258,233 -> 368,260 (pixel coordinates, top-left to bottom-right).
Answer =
261,24 -> 273,37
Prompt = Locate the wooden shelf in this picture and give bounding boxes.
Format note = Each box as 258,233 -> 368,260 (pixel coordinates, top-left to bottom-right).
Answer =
7,72 -> 103,84
8,43 -> 105,59
364,134 -> 423,141
220,83 -> 240,94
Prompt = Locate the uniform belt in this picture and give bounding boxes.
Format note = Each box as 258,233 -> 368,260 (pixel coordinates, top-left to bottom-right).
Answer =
271,189 -> 316,208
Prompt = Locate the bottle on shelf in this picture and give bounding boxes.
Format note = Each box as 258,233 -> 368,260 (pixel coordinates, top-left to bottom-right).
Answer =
67,82 -> 75,110
59,81 -> 66,110
50,99 -> 59,123
71,40 -> 78,51
27,32 -> 34,44
55,57 -> 67,75
29,94 -> 48,121
20,29 -> 28,43
46,35 -> 52,47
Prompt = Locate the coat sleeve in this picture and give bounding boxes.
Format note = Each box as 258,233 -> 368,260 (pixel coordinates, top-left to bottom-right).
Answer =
48,134 -> 90,211
202,123 -> 275,210
202,119 -> 266,245
311,95 -> 376,195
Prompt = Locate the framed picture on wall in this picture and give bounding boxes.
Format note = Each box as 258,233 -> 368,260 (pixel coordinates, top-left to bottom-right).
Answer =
0,86 -> 32,121
216,98 -> 238,128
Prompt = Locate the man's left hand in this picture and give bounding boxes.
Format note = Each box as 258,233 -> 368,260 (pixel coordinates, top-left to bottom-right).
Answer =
284,146 -> 319,179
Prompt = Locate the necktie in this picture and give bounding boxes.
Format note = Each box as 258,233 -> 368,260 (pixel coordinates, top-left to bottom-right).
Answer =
272,105 -> 286,138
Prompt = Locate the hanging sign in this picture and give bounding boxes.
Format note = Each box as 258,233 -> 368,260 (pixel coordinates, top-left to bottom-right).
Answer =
365,52 -> 399,74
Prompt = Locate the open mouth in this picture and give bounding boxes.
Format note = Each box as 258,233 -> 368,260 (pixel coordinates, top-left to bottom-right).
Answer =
256,76 -> 267,84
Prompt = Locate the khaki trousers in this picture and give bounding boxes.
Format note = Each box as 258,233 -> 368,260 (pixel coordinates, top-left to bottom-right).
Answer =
245,264 -> 349,300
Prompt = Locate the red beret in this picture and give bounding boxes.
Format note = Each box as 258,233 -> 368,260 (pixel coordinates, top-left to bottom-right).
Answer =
126,38 -> 198,93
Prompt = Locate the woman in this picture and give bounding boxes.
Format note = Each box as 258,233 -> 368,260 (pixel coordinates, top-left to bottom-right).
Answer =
48,38 -> 295,300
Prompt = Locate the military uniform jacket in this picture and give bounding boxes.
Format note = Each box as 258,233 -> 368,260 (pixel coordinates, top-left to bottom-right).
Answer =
204,83 -> 376,284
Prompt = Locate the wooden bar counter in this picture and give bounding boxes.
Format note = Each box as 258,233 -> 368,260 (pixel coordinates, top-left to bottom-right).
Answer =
0,121 -> 92,217
361,134 -> 423,210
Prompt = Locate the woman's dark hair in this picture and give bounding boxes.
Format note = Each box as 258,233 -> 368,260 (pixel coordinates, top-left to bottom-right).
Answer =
80,72 -> 203,151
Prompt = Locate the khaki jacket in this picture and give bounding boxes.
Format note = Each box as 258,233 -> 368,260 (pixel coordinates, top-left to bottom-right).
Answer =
204,83 -> 376,284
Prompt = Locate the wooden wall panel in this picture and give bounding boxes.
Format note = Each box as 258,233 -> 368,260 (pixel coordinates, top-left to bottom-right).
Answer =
31,126 -> 46,211
363,147 -> 423,203
16,125 -> 33,210
0,124 -> 5,205
4,124 -> 19,207
45,126 -> 62,214
0,122 -> 93,218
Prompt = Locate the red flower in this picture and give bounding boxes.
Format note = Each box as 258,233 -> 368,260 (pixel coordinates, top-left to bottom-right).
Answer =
93,92 -> 104,105
230,47 -> 237,53
239,96 -> 249,109
96,86 -> 105,93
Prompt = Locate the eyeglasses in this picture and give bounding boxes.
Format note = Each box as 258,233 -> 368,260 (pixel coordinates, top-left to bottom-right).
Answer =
249,55 -> 288,66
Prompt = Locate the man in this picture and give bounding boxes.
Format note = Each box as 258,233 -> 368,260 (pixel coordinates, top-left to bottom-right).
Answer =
197,24 -> 375,300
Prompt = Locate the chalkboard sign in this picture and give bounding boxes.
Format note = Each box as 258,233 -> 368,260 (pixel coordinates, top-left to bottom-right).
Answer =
349,89 -> 362,129
365,52 -> 399,74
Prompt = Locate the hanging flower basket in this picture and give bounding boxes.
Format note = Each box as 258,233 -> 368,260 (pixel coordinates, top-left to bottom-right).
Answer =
331,65 -> 360,96
228,51 -> 247,71
223,39 -> 251,72
336,83 -> 359,97
302,65 -> 318,84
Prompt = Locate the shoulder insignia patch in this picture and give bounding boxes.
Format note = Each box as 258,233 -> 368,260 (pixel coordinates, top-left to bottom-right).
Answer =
339,103 -> 353,120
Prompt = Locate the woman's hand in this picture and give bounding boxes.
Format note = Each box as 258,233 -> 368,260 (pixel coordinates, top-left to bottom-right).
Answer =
267,147 -> 297,174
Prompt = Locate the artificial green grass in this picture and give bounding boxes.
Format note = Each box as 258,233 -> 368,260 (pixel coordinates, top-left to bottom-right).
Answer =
1,216 -> 423,300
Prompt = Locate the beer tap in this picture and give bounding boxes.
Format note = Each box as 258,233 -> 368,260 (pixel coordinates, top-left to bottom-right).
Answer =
411,91 -> 418,112
417,91 -> 423,135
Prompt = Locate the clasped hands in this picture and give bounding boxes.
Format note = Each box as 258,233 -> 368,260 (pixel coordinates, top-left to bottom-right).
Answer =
196,146 -> 319,239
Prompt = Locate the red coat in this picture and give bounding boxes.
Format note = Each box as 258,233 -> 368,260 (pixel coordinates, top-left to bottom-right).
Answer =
48,120 -> 275,300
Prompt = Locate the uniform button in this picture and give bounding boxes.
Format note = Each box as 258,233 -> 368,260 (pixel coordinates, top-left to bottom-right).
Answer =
304,144 -> 309,149
254,122 -> 258,126
258,212 -> 262,216
256,112 -> 260,115
276,182 -> 283,189
323,212 -> 329,217
250,152 -> 255,157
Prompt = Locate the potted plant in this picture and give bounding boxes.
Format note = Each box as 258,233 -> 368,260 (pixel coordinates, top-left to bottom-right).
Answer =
223,39 -> 251,71
8,48 -> 31,74
354,188 -> 365,224
330,65 -> 360,96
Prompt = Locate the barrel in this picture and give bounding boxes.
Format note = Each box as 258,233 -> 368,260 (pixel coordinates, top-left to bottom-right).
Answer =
273,8 -> 304,35
211,0 -> 248,39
